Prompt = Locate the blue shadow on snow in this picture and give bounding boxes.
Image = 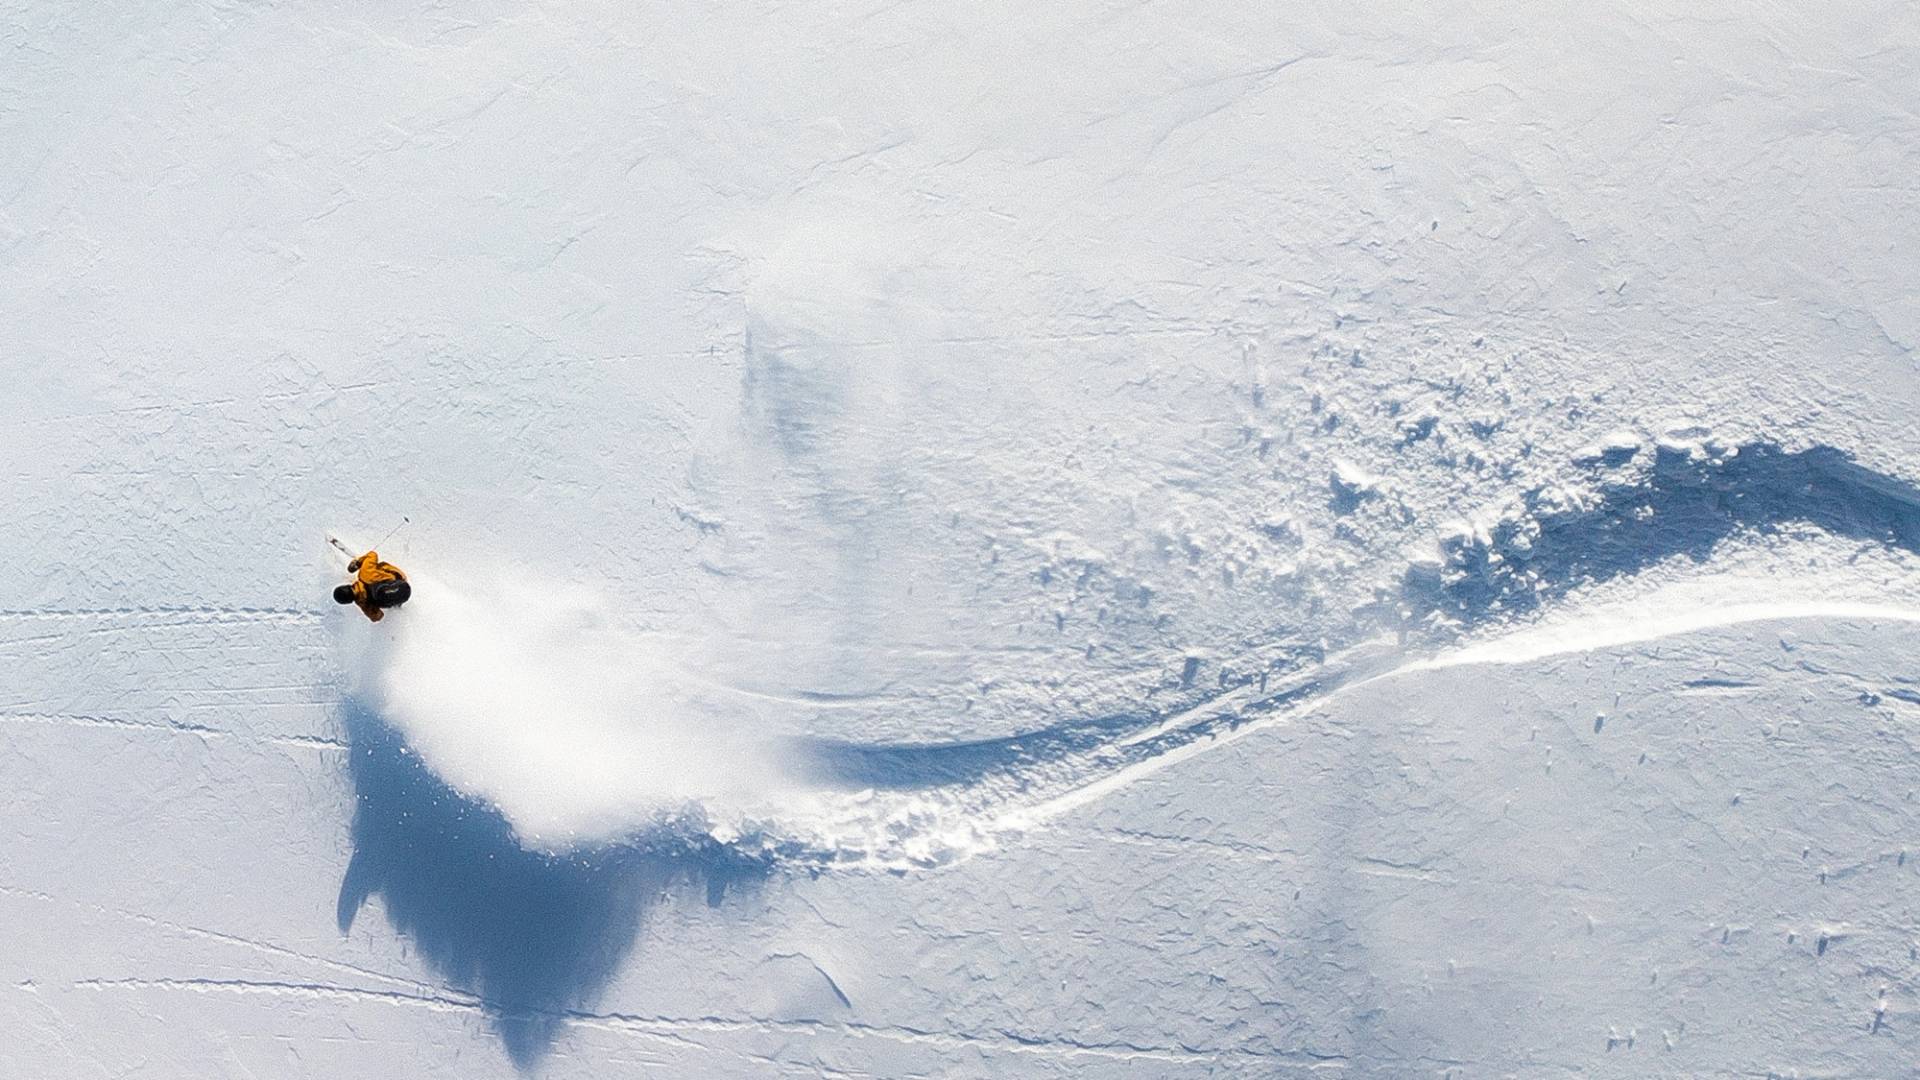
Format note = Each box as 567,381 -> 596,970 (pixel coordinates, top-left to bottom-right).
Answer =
1404,442 -> 1920,628
334,701 -> 772,1069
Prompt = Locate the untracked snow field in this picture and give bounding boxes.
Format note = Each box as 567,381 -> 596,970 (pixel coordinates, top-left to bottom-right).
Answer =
5,2 -> 1920,1077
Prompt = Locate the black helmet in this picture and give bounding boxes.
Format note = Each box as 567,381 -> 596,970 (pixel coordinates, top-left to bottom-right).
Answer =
333,584 -> 356,605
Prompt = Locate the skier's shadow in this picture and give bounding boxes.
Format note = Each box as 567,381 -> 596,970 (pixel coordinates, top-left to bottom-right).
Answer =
334,701 -> 770,1069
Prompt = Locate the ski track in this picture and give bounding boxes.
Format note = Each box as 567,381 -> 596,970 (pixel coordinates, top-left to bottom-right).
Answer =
0,883 -> 431,995
323,437 -> 1920,870
69,976 -> 1345,1066
11,597 -> 1919,870
361,586 -> 1914,873
1008,597 -> 1920,832
0,606 -> 321,623
1403,599 -> 1920,673
13,441 -> 1920,871
0,711 -> 346,752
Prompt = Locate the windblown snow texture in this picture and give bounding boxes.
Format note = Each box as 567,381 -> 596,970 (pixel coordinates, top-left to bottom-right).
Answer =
6,1 -> 1920,1077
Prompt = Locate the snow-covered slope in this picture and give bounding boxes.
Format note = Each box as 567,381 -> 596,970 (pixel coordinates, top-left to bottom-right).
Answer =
11,606 -> 1920,1076
5,1 -> 1919,1075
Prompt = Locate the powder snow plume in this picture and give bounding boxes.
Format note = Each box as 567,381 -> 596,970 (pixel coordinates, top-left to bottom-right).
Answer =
339,559 -> 803,852
333,556 -> 1010,867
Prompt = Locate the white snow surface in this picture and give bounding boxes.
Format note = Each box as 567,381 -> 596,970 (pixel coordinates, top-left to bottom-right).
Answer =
7,0 -> 1920,1075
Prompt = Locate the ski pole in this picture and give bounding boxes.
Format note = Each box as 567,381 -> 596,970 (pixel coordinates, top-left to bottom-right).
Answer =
373,516 -> 410,549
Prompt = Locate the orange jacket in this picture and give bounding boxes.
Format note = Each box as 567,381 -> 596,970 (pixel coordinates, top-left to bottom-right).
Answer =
346,550 -> 407,622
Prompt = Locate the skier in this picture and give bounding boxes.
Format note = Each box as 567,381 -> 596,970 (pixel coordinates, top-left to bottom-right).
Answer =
333,549 -> 411,622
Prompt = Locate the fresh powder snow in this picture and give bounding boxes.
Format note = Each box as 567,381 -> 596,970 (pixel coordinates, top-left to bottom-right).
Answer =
5,2 -> 1920,1076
